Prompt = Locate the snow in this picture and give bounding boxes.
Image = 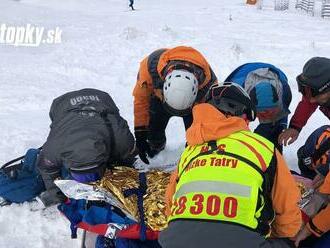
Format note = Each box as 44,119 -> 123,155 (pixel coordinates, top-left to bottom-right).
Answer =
0,0 -> 329,246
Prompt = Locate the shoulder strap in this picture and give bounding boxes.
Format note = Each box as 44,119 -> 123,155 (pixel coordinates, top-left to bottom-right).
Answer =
178,140 -> 265,181
255,150 -> 276,236
147,49 -> 167,89
99,111 -> 115,166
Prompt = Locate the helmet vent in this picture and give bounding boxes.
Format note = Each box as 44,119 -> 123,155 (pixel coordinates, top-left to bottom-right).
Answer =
163,70 -> 199,114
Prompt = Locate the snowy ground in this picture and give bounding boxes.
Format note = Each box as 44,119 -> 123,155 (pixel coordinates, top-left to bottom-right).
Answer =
0,0 -> 330,247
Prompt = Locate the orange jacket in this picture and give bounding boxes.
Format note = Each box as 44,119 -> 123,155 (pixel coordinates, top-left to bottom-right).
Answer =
132,46 -> 216,128
307,173 -> 330,236
165,103 -> 302,238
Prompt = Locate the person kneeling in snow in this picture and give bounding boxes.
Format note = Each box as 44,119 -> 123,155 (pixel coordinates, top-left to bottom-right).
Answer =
225,62 -> 292,153
133,46 -> 217,164
159,82 -> 301,248
37,88 -> 136,207
293,125 -> 330,247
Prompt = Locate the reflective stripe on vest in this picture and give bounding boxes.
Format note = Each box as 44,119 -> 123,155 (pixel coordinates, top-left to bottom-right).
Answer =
175,181 -> 251,199
169,130 -> 274,231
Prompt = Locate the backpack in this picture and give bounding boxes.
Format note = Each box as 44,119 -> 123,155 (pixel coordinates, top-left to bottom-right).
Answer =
58,199 -> 161,248
0,148 -> 45,204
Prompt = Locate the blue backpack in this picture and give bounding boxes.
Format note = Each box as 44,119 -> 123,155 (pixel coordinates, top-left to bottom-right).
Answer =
225,62 -> 288,86
58,199 -> 161,248
0,148 -> 45,204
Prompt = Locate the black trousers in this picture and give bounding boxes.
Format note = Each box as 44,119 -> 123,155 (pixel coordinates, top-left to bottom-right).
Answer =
148,96 -> 193,147
129,0 -> 134,9
254,122 -> 285,153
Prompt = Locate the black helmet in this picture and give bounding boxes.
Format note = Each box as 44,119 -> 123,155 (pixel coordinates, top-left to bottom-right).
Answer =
207,82 -> 256,121
297,57 -> 330,98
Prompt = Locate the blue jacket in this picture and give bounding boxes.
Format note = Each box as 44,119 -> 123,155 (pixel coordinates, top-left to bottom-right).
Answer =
298,125 -> 330,176
225,62 -> 292,126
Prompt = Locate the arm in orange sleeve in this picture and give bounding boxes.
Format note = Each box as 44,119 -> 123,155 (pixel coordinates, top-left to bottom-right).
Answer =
271,149 -> 302,238
307,173 -> 330,236
307,204 -> 330,237
132,57 -> 154,128
165,169 -> 178,217
319,172 -> 330,194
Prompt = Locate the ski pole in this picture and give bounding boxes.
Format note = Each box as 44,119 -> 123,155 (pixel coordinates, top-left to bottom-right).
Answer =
80,200 -> 88,248
81,230 -> 87,248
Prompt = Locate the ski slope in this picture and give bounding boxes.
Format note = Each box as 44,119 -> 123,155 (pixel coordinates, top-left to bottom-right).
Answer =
0,0 -> 329,247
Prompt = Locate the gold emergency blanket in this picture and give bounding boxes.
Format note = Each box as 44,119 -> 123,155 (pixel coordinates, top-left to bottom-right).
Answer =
98,167 -> 170,231
297,181 -> 308,196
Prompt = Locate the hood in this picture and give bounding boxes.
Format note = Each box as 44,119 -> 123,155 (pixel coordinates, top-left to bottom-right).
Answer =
186,103 -> 249,146
252,82 -> 280,111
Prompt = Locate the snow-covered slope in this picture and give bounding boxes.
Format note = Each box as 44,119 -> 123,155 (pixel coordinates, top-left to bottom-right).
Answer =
0,0 -> 329,247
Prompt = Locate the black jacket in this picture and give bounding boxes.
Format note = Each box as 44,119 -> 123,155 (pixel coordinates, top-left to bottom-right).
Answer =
37,88 -> 135,191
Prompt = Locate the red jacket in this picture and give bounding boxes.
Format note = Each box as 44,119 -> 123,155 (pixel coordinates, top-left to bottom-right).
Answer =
289,96 -> 330,131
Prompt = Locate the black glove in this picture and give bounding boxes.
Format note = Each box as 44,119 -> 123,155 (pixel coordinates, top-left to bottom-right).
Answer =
134,128 -> 151,164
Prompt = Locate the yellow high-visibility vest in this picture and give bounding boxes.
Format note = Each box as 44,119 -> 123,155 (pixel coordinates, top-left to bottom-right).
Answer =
169,130 -> 275,233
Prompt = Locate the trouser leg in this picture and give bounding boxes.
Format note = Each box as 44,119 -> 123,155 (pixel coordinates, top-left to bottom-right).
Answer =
129,0 -> 134,10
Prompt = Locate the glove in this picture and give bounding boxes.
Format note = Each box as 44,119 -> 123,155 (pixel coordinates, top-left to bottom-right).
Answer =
38,188 -> 66,207
134,128 -> 151,164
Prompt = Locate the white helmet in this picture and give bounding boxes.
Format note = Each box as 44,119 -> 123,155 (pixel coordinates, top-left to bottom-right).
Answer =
163,69 -> 198,116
